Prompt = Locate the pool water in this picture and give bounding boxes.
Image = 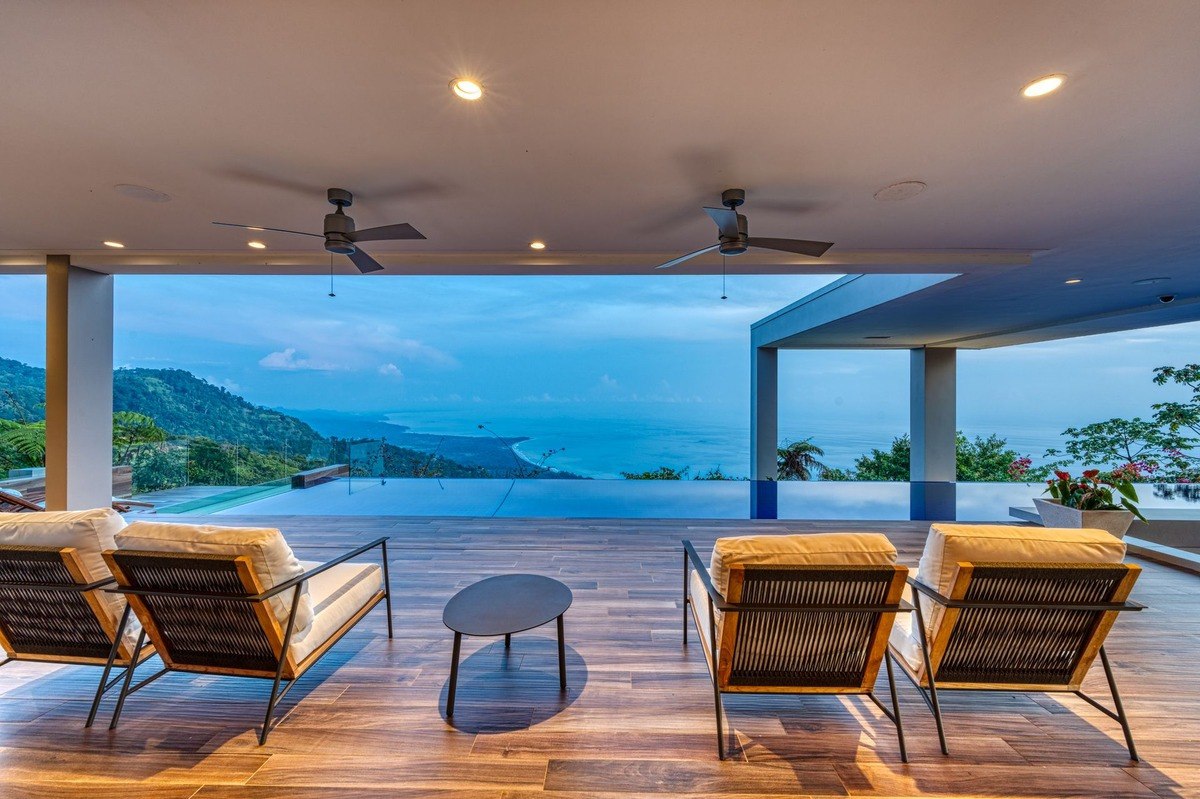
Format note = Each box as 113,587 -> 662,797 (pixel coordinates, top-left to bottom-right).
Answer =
145,478 -> 1192,521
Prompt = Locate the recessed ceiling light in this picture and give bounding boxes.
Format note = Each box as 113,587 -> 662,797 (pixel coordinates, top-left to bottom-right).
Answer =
1021,74 -> 1066,98
529,240 -> 546,250
1133,277 -> 1170,286
450,78 -> 483,101
873,181 -> 927,201
248,241 -> 267,249
114,184 -> 171,203
102,240 -> 125,248
247,227 -> 265,232
1065,278 -> 1082,284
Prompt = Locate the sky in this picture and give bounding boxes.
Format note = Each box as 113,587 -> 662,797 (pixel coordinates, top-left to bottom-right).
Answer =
1,272 -> 1196,465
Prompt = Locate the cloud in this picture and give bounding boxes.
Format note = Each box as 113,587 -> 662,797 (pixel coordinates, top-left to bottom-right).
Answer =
378,363 -> 403,379
258,348 -> 345,372
207,376 -> 241,392
598,374 -> 619,390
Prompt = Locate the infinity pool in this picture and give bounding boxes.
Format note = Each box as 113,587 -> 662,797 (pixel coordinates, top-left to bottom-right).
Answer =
151,478 -> 1192,521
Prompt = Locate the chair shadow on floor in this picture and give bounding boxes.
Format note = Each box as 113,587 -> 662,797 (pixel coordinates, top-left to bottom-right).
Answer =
439,635 -> 587,733
0,635 -> 374,757
725,678 -> 1191,799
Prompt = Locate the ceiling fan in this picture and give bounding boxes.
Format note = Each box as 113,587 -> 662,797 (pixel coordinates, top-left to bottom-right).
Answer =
213,188 -> 425,273
654,188 -> 833,270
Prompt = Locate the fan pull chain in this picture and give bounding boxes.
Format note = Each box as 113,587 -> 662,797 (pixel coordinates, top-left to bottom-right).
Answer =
328,254 -> 336,298
721,255 -> 728,300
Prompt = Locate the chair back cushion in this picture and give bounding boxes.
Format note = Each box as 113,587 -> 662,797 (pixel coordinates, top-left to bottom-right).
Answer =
916,524 -> 1127,596
0,508 -> 128,623
710,532 -> 898,600
114,521 -> 313,635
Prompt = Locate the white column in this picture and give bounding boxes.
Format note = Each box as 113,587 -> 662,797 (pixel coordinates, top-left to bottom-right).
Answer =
910,347 -> 956,519
751,346 -> 778,518
751,346 -> 778,481
44,255 -> 114,510
910,348 -> 956,481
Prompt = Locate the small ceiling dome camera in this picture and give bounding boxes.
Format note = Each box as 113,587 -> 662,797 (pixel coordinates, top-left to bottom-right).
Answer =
1159,294 -> 1176,304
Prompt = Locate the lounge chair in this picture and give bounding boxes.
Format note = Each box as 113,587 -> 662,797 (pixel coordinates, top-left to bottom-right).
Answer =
0,509 -> 151,725
100,520 -> 392,744
684,533 -> 912,760
0,488 -> 153,515
889,523 -> 1143,759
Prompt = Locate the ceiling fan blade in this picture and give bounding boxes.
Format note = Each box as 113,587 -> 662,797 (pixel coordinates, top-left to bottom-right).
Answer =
703,206 -> 739,239
347,247 -> 385,273
653,244 -> 719,270
748,237 -> 834,258
348,222 -> 426,243
212,221 -> 323,238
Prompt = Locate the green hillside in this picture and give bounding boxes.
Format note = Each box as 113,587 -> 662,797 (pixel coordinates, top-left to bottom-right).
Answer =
113,368 -> 326,456
0,358 -> 490,481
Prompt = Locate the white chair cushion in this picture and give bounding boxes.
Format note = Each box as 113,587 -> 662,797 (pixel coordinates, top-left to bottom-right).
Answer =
115,521 -> 313,636
0,508 -> 135,639
288,561 -> 383,665
890,524 -> 1128,678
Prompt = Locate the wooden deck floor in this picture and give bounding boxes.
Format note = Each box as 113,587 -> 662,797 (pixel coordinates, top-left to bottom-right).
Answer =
1,516 -> 1196,798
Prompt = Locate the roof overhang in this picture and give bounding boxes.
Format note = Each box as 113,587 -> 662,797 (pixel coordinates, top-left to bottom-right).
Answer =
0,248 -> 1036,277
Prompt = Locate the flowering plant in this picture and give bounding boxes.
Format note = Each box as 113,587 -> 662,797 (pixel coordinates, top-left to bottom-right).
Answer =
1044,469 -> 1146,522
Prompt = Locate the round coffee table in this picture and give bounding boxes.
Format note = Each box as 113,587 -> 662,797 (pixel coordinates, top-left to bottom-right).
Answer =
442,573 -> 573,716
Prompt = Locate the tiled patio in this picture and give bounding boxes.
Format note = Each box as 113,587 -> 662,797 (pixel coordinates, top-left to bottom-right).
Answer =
0,516 -> 1195,798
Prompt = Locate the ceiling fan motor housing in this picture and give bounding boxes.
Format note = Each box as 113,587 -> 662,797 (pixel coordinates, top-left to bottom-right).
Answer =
718,213 -> 750,255
324,211 -> 356,254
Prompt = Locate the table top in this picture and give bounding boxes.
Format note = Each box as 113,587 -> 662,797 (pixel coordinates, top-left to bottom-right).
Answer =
443,573 -> 573,636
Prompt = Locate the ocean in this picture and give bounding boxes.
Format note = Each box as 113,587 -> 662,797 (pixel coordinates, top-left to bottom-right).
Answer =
308,402 -> 1074,480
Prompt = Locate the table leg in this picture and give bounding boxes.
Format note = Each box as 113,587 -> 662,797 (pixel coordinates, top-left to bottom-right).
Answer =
557,614 -> 567,691
505,633 -> 511,649
447,632 -> 462,716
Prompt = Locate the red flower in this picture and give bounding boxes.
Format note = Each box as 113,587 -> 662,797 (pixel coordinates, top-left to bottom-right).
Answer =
1054,470 -> 1071,481
1082,469 -> 1100,480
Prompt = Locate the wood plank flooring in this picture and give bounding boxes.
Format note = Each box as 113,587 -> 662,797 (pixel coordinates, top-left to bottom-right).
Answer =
0,515 -> 1196,798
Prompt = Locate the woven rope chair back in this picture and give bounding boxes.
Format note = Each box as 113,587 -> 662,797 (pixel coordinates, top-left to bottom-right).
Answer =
935,563 -> 1134,686
0,545 -> 115,660
108,550 -> 281,673
725,565 -> 901,689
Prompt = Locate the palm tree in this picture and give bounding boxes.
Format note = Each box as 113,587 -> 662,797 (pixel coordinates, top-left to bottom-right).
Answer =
776,438 -> 828,481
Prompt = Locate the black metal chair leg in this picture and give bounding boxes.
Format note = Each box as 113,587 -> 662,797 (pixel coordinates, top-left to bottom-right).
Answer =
556,615 -> 567,691
259,677 -> 286,745
108,628 -> 147,730
381,539 -> 394,639
706,595 -> 726,760
1099,646 -> 1138,761
447,631 -> 462,716
884,652 -> 908,763
260,583 -> 303,745
913,595 -> 949,755
682,547 -> 689,646
88,604 -> 132,728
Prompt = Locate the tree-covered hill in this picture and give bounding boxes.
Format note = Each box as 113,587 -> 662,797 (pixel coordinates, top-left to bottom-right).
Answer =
0,358 -> 325,456
113,368 -> 326,456
0,358 -> 513,481
0,358 -> 45,422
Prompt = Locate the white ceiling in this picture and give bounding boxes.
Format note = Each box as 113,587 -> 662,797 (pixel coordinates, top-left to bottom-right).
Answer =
1,1 -> 1198,293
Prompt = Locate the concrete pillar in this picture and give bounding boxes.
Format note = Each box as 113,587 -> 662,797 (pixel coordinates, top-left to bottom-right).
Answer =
909,347 -> 956,520
44,256 -> 114,510
750,346 -> 778,519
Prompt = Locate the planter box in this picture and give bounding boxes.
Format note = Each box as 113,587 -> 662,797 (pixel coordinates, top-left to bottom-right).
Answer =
1033,497 -> 1135,539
